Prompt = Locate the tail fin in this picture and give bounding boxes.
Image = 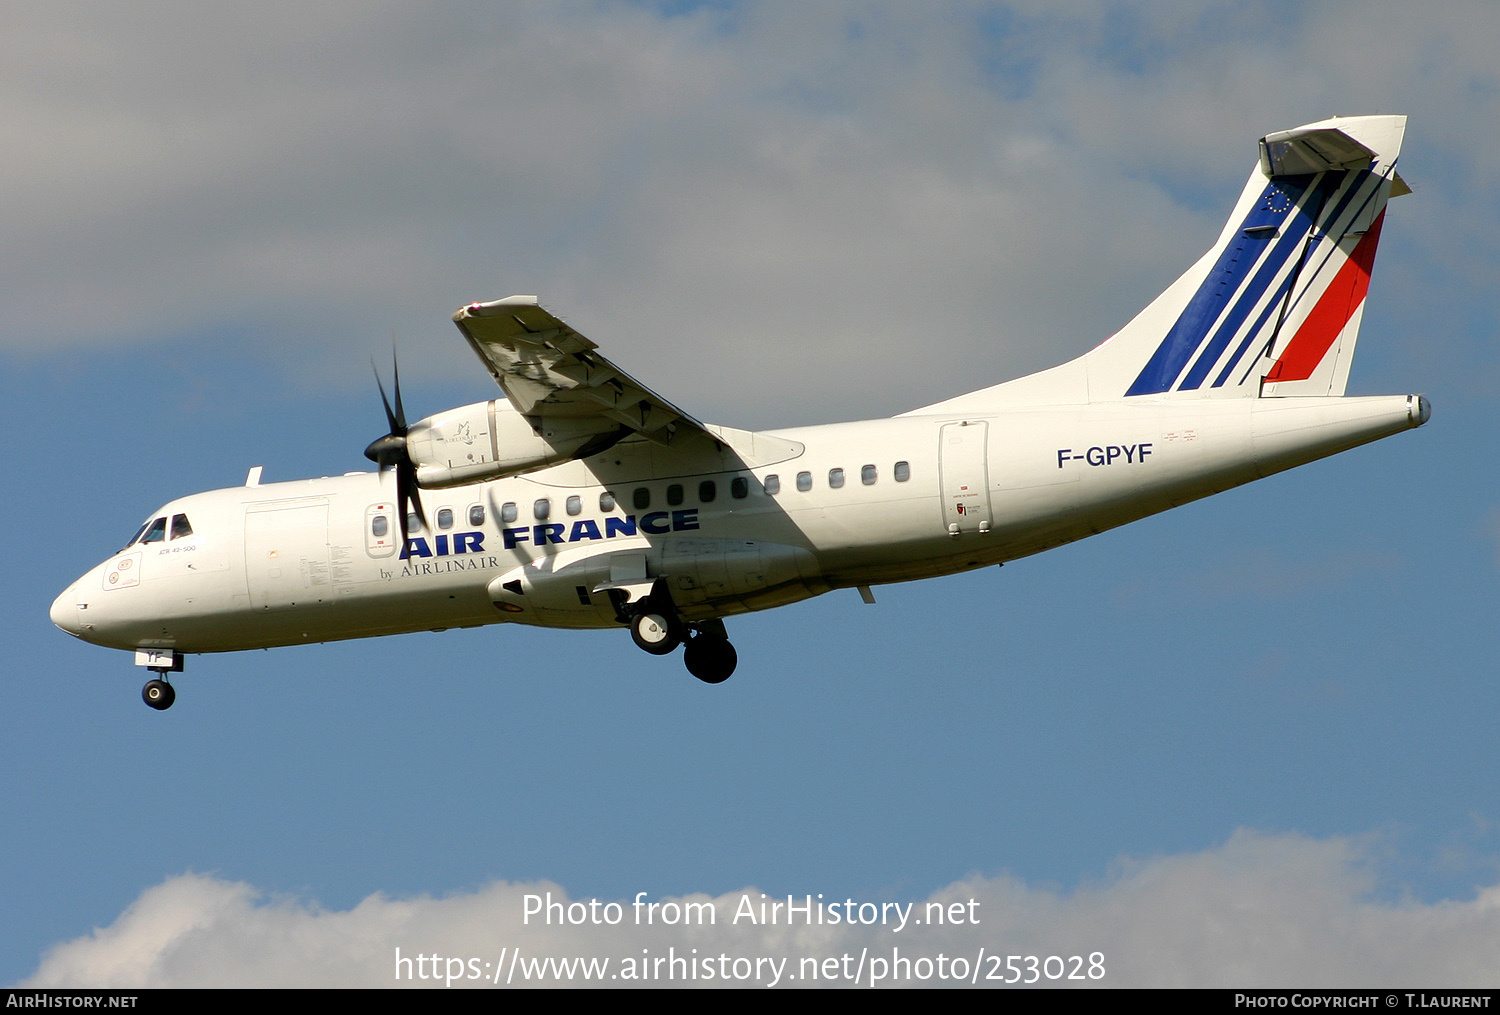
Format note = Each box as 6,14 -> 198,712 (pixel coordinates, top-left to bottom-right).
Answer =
1115,114 -> 1407,399
905,115 -> 1409,415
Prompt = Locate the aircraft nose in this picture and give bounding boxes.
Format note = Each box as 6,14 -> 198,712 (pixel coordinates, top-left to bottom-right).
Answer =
50,585 -> 82,636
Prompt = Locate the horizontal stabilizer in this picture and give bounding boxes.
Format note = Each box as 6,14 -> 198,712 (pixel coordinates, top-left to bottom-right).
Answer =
1259,126 -> 1374,176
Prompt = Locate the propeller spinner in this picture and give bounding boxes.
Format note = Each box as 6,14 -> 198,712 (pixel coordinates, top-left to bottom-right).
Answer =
364,357 -> 427,545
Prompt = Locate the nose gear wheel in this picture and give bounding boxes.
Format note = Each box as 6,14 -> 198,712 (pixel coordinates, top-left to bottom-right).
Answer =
142,679 -> 175,710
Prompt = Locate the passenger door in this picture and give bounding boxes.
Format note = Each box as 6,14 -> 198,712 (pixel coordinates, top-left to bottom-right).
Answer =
938,420 -> 992,535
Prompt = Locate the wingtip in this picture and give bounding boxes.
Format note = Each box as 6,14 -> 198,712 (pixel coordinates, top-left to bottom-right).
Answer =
457,295 -> 540,320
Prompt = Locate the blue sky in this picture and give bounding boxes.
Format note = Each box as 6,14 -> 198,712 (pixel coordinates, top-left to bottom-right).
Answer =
5,1 -> 1500,987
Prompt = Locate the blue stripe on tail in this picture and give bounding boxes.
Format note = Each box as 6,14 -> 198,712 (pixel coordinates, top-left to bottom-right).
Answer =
1176,184 -> 1329,389
1206,169 -> 1372,388
1124,176 -> 1314,397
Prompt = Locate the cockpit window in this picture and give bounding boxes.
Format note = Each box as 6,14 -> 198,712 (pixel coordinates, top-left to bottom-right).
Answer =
141,517 -> 168,543
124,520 -> 151,550
170,514 -> 193,540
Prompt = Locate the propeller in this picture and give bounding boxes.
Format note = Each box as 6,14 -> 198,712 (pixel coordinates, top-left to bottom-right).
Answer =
364,354 -> 427,546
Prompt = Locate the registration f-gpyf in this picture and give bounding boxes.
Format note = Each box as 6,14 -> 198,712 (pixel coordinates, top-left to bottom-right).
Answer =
52,115 -> 1428,709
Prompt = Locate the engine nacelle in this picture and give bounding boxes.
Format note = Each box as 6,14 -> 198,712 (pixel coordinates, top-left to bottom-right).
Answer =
406,400 -> 607,489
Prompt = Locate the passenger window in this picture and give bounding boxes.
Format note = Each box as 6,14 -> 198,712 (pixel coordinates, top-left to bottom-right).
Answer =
861,464 -> 877,486
764,474 -> 781,495
566,495 -> 582,516
501,502 -> 518,523
633,487 -> 651,510
699,480 -> 716,503
533,499 -> 550,520
894,460 -> 911,482
667,484 -> 684,506
170,514 -> 193,539
141,517 -> 167,543
437,508 -> 454,530
468,504 -> 485,527
829,468 -> 845,489
365,503 -> 398,558
407,512 -> 423,534
796,472 -> 812,492
730,477 -> 749,499
600,491 -> 617,512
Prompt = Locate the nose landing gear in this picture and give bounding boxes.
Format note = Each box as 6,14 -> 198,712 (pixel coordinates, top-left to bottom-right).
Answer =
136,649 -> 182,710
142,679 -> 176,710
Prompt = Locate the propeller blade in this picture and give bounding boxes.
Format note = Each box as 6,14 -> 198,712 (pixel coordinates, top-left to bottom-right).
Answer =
367,346 -> 424,547
372,359 -> 400,437
391,354 -> 408,432
396,462 -> 426,545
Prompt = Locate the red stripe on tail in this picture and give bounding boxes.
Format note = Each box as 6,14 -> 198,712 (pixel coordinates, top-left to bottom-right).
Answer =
1265,209 -> 1386,383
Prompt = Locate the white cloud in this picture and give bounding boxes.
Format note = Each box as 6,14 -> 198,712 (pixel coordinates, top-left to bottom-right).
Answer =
4,2 -> 1495,425
23,831 -> 1500,987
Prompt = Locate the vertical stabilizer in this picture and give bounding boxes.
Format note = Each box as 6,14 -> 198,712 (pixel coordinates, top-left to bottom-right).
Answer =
1105,115 -> 1406,400
904,115 -> 1408,416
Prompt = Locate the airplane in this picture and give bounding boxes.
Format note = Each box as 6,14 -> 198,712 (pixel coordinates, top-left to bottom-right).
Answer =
51,114 -> 1427,710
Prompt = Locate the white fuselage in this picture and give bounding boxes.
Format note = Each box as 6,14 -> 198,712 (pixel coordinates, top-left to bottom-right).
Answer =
51,394 -> 1426,656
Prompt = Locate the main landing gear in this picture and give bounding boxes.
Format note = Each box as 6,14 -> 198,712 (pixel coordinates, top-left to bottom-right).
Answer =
630,609 -> 684,655
624,588 -> 737,683
136,649 -> 182,710
683,622 -> 737,684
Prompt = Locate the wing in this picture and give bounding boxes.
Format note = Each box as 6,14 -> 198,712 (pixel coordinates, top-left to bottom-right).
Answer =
452,296 -> 717,451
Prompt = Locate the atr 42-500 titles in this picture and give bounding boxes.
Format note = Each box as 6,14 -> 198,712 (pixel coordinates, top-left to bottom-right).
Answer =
52,115 -> 1428,709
